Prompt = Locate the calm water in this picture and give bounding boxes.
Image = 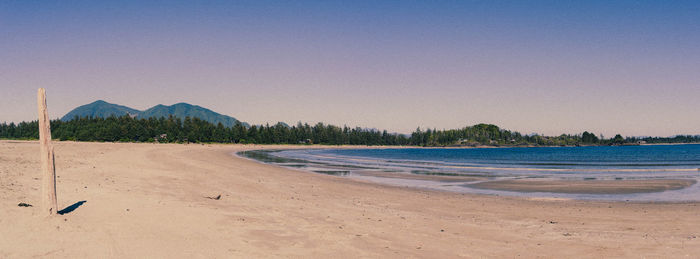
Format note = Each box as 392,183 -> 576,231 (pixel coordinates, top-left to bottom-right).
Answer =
240,144 -> 700,201
324,145 -> 700,168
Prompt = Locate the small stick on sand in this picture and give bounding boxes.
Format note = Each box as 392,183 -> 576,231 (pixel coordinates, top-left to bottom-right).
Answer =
38,88 -> 58,216
205,194 -> 222,200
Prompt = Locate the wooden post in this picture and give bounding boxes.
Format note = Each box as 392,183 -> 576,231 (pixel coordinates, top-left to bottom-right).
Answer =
37,88 -> 58,216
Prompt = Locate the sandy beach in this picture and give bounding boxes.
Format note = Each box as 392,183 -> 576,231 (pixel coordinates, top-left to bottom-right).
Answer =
1,140 -> 699,258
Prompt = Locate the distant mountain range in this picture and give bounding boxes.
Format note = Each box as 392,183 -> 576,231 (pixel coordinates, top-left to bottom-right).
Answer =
61,100 -> 249,128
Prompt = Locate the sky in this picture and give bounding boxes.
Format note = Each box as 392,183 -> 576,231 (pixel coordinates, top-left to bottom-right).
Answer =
1,0 -> 699,137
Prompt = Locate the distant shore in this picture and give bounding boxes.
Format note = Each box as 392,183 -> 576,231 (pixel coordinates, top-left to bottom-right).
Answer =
2,135 -> 699,149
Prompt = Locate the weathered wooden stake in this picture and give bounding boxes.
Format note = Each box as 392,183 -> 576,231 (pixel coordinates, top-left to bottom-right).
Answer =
38,88 -> 58,216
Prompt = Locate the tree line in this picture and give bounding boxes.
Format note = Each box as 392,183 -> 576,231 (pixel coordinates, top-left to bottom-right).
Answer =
1,115 -> 699,146
0,115 -> 408,145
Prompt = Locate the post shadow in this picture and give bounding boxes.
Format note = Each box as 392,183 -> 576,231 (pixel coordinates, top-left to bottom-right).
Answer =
58,200 -> 87,215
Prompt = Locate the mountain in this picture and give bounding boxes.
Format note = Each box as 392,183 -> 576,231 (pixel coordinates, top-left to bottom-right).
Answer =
61,100 -> 140,121
62,101 -> 248,127
138,103 -> 248,128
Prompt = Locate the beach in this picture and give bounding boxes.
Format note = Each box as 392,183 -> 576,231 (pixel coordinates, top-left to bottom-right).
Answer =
1,140 -> 699,258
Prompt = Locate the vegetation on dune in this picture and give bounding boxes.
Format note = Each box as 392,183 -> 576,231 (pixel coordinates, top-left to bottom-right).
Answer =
1,115 -> 698,146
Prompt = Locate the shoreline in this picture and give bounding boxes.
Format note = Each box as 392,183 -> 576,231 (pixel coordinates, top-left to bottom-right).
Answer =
2,140 -> 699,257
240,147 -> 700,203
235,145 -> 700,206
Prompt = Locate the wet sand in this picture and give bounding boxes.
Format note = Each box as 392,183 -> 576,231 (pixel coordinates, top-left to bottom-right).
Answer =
1,140 -> 699,258
469,178 -> 697,194
353,170 -> 487,182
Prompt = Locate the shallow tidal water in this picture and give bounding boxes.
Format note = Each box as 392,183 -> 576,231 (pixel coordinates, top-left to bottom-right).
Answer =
239,144 -> 700,202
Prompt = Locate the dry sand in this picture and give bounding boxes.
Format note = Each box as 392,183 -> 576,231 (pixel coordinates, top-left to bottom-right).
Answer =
1,140 -> 699,258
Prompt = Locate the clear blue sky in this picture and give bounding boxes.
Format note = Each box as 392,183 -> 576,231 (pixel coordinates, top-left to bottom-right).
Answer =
1,1 -> 699,136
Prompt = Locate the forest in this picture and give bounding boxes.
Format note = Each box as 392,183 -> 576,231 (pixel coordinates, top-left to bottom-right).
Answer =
1,115 -> 699,146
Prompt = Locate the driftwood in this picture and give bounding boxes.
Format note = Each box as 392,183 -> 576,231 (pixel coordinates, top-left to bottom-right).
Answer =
38,88 -> 58,216
205,194 -> 222,200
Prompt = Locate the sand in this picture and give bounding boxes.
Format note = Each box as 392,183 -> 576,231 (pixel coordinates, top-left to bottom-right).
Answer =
469,178 -> 697,194
1,140 -> 699,258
